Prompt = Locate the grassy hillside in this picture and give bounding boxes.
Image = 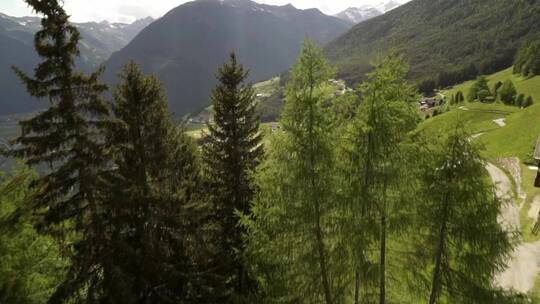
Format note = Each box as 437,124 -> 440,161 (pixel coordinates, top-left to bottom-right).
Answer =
325,0 -> 540,86
436,67 -> 540,162
420,67 -> 540,244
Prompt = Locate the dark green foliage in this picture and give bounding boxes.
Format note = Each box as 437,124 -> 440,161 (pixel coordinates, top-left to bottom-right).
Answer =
257,89 -> 284,123
8,0 -> 112,301
202,53 -> 263,298
411,127 -> 521,304
0,168 -> 66,304
437,63 -> 479,89
106,62 -> 218,302
455,91 -> 465,103
516,94 -> 526,107
418,79 -> 436,96
499,80 -> 517,105
524,95 -> 535,108
514,38 -> 540,77
493,81 -> 503,97
326,0 -> 539,86
467,76 -> 492,102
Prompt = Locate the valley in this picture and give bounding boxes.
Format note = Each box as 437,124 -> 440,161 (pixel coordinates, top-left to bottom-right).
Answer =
2,0 -> 540,302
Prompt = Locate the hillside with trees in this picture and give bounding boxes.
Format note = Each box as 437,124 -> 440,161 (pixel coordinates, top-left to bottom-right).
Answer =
514,37 -> 540,77
325,0 -> 540,92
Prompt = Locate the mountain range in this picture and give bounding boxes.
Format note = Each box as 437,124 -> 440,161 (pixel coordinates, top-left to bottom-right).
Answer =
3,0 -> 538,118
0,13 -> 153,114
102,0 -> 351,116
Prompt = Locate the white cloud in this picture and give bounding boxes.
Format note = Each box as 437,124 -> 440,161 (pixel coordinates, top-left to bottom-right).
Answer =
1,0 -> 410,23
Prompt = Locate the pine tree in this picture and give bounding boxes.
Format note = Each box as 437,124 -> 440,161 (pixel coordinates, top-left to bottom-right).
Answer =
498,80 -> 517,105
243,40 -> 349,304
449,94 -> 456,105
8,0 -> 112,301
493,81 -> 503,99
456,91 -> 465,103
467,76 -> 491,102
412,127 -> 523,304
338,54 -> 419,304
514,39 -> 540,77
516,94 -> 525,108
202,53 -> 263,298
524,96 -> 534,108
106,62 -> 217,302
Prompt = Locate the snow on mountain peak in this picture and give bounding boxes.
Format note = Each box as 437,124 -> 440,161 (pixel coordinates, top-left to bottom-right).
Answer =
334,0 -> 408,24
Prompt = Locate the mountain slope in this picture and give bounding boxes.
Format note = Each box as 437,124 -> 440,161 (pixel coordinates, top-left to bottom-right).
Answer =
0,14 -> 153,115
326,0 -> 540,86
103,0 -> 351,116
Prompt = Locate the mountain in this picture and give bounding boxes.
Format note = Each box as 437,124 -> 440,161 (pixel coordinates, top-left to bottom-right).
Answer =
325,0 -> 540,87
334,1 -> 409,26
334,6 -> 382,24
74,17 -> 155,66
0,13 -> 153,115
103,0 -> 352,117
375,0 -> 404,13
0,13 -> 153,69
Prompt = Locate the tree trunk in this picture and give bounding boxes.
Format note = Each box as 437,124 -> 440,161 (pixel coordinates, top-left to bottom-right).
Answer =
354,269 -> 360,304
315,215 -> 333,304
429,135 -> 458,304
379,205 -> 386,304
307,74 -> 333,304
429,208 -> 449,304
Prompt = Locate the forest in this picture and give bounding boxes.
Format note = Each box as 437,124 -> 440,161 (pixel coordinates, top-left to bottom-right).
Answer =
0,1 -> 533,304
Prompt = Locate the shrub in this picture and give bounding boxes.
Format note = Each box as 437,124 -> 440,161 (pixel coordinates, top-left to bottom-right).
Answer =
498,80 -> 517,105
516,94 -> 525,107
468,76 -> 491,102
523,96 -> 534,108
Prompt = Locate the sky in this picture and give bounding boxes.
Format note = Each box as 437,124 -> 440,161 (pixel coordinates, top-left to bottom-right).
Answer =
0,0 -> 409,23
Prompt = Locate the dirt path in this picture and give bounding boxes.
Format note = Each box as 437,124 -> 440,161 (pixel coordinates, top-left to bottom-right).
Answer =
487,164 -> 520,230
528,196 -> 540,221
488,164 -> 540,293
493,118 -> 507,127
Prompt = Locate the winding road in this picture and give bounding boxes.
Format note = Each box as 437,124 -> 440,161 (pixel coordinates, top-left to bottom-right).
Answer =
489,163 -> 540,293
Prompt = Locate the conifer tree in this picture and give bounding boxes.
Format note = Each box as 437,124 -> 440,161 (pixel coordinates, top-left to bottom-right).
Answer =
499,80 -> 517,105
524,96 -> 534,108
338,54 -> 419,304
243,40 -> 348,304
412,127 -> 523,304
107,62 -> 217,302
449,94 -> 456,105
467,76 -> 491,102
456,91 -> 465,103
516,93 -> 525,108
202,53 -> 263,297
8,0 -> 112,301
